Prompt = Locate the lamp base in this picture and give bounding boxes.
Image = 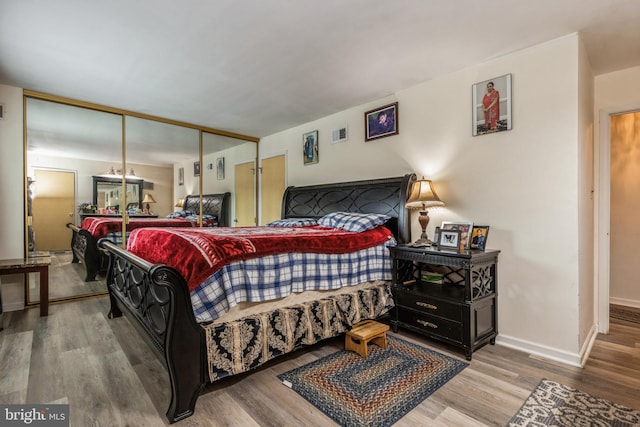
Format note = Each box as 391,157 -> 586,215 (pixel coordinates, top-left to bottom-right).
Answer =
412,210 -> 434,245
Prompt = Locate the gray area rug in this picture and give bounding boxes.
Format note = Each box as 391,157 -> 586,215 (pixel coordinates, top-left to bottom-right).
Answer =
610,304 -> 640,324
507,379 -> 640,426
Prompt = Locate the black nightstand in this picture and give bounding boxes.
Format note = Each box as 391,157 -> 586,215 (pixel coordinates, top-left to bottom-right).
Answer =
388,244 -> 500,360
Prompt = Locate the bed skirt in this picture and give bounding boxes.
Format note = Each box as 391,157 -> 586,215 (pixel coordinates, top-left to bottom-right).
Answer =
203,282 -> 394,382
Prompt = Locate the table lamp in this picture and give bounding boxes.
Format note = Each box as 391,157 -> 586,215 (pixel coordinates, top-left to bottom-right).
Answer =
142,193 -> 156,214
175,199 -> 184,209
405,178 -> 445,244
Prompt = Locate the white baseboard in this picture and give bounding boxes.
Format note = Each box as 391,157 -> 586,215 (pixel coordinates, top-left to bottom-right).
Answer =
610,297 -> 640,309
496,334 -> 584,368
2,301 -> 25,312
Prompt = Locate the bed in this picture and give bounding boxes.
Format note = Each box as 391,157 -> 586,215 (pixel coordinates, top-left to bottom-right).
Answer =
67,192 -> 230,281
98,174 -> 415,423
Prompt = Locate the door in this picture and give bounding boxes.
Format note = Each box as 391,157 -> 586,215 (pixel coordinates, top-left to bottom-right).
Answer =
260,154 -> 286,225
234,161 -> 256,226
32,169 -> 75,251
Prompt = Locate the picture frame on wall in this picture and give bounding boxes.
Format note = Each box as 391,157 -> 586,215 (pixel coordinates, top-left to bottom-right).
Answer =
303,130 -> 319,165
178,167 -> 184,186
438,229 -> 461,250
472,73 -> 512,136
216,157 -> 225,180
441,221 -> 474,250
469,225 -> 490,251
194,161 -> 200,177
365,102 -> 398,141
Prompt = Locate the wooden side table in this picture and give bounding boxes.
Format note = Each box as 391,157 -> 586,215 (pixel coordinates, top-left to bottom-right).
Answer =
0,255 -> 51,325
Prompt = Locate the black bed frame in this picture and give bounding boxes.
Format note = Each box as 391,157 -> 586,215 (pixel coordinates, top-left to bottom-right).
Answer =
67,193 -> 230,282
98,174 -> 415,423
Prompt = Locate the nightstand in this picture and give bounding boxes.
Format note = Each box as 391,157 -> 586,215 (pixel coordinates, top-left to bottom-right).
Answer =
388,244 -> 500,360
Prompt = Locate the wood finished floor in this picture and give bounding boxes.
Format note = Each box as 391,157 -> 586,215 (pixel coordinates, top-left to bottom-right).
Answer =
1,299 -> 639,426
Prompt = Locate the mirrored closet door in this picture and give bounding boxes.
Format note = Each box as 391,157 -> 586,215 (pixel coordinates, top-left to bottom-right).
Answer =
24,91 -> 259,306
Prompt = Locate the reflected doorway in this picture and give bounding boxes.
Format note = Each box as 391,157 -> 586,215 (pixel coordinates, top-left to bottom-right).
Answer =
234,161 -> 256,226
32,169 -> 75,251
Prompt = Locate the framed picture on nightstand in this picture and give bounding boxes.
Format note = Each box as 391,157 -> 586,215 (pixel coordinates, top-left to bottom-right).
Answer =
441,221 -> 473,249
470,225 -> 490,251
438,229 -> 461,250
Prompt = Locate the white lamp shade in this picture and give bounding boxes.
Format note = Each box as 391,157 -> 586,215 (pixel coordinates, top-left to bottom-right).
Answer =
405,179 -> 445,210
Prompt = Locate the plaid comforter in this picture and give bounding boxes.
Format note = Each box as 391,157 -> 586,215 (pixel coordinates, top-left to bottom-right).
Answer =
191,241 -> 395,322
126,225 -> 396,322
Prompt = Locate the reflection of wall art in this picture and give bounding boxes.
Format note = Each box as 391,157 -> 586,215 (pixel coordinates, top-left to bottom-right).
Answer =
216,157 -> 225,180
365,102 -> 398,141
472,74 -> 512,136
194,161 -> 200,177
178,167 -> 184,186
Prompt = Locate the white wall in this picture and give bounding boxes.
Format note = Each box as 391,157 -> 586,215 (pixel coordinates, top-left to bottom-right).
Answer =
260,35 -> 588,365
577,38 -> 595,356
0,84 -> 26,311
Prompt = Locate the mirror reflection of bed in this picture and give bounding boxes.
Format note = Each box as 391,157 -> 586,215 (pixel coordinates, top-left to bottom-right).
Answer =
24,94 -> 258,306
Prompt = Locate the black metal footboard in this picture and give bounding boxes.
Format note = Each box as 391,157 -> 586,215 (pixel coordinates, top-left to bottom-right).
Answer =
98,239 -> 206,424
66,223 -> 107,282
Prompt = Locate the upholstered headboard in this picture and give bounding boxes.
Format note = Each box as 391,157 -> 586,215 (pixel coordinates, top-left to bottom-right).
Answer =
182,193 -> 231,226
281,174 -> 415,244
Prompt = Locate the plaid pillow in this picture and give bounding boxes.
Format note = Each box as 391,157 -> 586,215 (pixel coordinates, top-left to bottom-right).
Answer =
166,210 -> 195,218
266,218 -> 318,227
318,212 -> 390,233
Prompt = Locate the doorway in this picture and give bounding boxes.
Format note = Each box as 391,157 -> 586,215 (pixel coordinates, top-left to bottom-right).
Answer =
597,106 -> 640,333
260,154 -> 286,225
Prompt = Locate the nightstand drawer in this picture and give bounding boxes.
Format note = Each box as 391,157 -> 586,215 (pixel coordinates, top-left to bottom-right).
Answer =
397,308 -> 463,342
395,291 -> 463,322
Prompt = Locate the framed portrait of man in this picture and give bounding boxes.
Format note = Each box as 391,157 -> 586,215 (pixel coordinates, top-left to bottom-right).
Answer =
365,102 -> 398,141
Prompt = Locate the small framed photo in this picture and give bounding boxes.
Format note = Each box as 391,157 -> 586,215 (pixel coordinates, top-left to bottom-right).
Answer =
194,161 -> 201,177
178,167 -> 184,186
472,74 -> 512,136
470,225 -> 490,251
439,229 -> 461,250
441,221 -> 474,249
365,102 -> 398,141
433,226 -> 441,246
216,157 -> 225,180
303,130 -> 319,165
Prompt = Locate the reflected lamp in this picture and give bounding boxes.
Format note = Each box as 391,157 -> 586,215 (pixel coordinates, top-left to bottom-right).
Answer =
142,193 -> 156,213
405,178 -> 445,244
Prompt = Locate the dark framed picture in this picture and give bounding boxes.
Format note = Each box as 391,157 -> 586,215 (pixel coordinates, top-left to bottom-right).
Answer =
303,130 -> 319,165
470,225 -> 490,251
216,157 -> 225,180
472,74 -> 512,136
441,221 -> 474,250
178,167 -> 184,186
194,161 -> 200,177
438,229 -> 461,250
365,102 -> 398,141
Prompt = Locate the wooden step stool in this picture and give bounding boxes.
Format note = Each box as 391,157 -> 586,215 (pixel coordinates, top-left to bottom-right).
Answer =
345,320 -> 390,358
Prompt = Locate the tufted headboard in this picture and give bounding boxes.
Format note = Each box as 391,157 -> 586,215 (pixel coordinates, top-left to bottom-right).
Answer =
281,174 -> 415,244
182,193 -> 231,227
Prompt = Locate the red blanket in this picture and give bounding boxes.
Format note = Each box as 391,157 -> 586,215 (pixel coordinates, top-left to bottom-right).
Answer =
81,217 -> 194,239
127,226 -> 394,291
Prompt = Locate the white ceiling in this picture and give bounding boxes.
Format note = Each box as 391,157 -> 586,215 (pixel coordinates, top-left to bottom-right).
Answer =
2,0 -> 640,163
